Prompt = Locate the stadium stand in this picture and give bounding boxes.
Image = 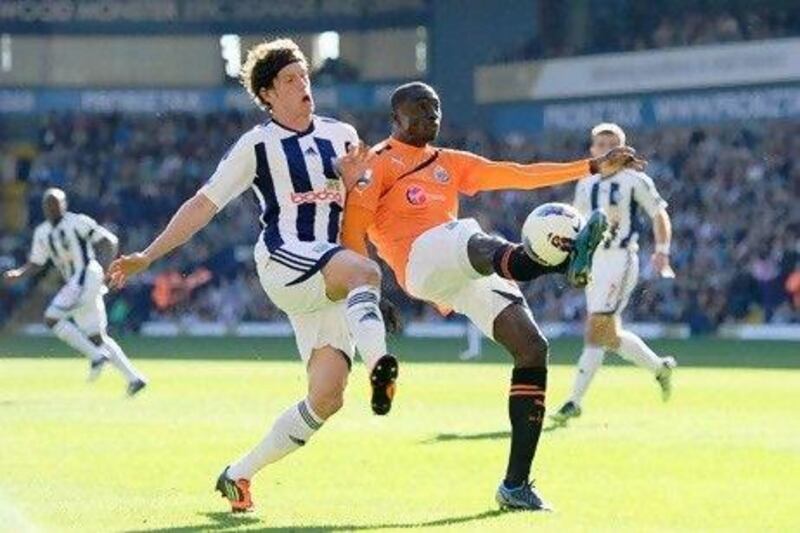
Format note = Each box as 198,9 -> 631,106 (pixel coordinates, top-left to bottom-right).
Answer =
2,113 -> 797,331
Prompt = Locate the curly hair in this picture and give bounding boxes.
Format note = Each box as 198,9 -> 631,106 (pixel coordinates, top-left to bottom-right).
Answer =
240,38 -> 308,110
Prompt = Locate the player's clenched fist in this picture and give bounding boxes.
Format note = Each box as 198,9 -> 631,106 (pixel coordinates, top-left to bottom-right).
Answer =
107,252 -> 151,289
590,146 -> 647,177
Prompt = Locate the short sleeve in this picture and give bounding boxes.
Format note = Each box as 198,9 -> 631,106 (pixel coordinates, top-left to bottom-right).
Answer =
450,150 -> 490,196
632,172 -> 668,218
75,214 -> 117,244
199,133 -> 257,210
29,228 -> 49,266
342,122 -> 360,151
573,178 -> 592,217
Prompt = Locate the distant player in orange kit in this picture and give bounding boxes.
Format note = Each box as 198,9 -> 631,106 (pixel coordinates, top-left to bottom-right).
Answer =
341,82 -> 645,511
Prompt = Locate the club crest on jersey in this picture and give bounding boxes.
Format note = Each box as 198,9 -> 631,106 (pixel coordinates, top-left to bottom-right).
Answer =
433,165 -> 450,184
406,185 -> 427,206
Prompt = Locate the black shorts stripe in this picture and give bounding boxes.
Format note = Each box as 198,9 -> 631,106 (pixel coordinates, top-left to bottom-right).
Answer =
272,252 -> 315,270
286,246 -> 343,287
270,255 -> 308,273
274,247 -> 317,265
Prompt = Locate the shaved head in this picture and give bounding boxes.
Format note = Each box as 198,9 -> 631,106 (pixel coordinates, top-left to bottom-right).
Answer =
391,82 -> 439,112
390,81 -> 441,147
42,187 -> 67,223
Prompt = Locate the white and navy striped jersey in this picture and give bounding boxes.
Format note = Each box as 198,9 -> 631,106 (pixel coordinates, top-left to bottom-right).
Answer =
574,169 -> 667,251
200,115 -> 358,252
29,212 -> 118,282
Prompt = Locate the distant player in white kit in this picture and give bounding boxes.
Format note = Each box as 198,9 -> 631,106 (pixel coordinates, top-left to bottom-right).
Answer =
108,39 -> 398,513
551,123 -> 677,425
1,188 -> 147,396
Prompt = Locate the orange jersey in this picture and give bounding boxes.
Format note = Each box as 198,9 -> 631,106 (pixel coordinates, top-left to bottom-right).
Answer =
342,137 -> 591,288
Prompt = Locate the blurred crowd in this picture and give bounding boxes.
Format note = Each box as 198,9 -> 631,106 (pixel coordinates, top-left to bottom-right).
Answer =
1,112 -> 798,333
500,0 -> 799,63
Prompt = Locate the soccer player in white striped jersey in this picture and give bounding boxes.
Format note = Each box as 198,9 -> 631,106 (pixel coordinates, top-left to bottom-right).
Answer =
107,39 -> 397,513
551,123 -> 677,425
1,188 -> 147,395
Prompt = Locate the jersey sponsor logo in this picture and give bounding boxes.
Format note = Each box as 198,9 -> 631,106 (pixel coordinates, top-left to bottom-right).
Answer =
290,189 -> 343,205
406,185 -> 427,205
433,165 -> 450,184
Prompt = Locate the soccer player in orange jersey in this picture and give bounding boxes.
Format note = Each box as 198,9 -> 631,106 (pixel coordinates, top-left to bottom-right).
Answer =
341,82 -> 644,511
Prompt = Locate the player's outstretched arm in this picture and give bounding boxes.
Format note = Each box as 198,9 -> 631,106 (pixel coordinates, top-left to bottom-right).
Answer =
459,146 -> 646,195
108,192 -> 218,288
1,262 -> 45,285
651,206 -> 675,278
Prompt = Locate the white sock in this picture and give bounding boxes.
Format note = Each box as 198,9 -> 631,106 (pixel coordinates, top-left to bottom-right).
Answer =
102,336 -> 145,383
227,399 -> 323,481
51,319 -> 105,362
467,323 -> 482,355
345,286 -> 387,369
569,345 -> 605,406
616,330 -> 662,373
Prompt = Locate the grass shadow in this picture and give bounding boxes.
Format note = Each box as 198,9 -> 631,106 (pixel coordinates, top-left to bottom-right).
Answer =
128,509 -> 507,532
126,511 -> 261,532
421,431 -> 510,444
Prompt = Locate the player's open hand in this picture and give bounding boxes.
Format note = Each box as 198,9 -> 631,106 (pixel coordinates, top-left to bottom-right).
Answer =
107,252 -> 151,289
591,146 -> 647,177
652,251 -> 676,279
1,269 -> 22,285
335,141 -> 375,191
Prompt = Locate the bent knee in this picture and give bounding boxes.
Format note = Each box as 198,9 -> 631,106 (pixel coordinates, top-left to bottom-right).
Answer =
495,306 -> 549,367
586,316 -> 619,349
349,257 -> 381,288
309,388 -> 345,419
516,331 -> 549,367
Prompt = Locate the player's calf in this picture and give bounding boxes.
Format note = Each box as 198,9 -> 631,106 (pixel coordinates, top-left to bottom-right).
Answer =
467,233 -> 565,282
493,305 -> 550,494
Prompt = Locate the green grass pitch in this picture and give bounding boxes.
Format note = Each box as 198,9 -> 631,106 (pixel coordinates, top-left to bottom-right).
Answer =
1,335 -> 799,532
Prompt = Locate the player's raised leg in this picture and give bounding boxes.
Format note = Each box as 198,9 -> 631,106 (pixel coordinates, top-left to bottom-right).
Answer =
44,312 -> 109,381
468,210 -> 608,289
589,314 -> 675,401
550,343 -> 603,424
75,280 -> 148,394
218,345 -> 348,512
88,334 -> 147,396
322,250 -> 398,415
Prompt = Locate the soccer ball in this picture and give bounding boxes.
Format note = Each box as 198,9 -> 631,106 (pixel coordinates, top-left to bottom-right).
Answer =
521,202 -> 585,266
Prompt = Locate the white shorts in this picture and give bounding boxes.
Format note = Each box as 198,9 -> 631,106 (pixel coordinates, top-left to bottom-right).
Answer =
585,248 -> 639,315
405,219 -> 529,341
45,261 -> 108,335
254,238 -> 354,364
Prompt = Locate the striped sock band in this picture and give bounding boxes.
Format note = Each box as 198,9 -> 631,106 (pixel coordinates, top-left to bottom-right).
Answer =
297,399 -> 323,431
